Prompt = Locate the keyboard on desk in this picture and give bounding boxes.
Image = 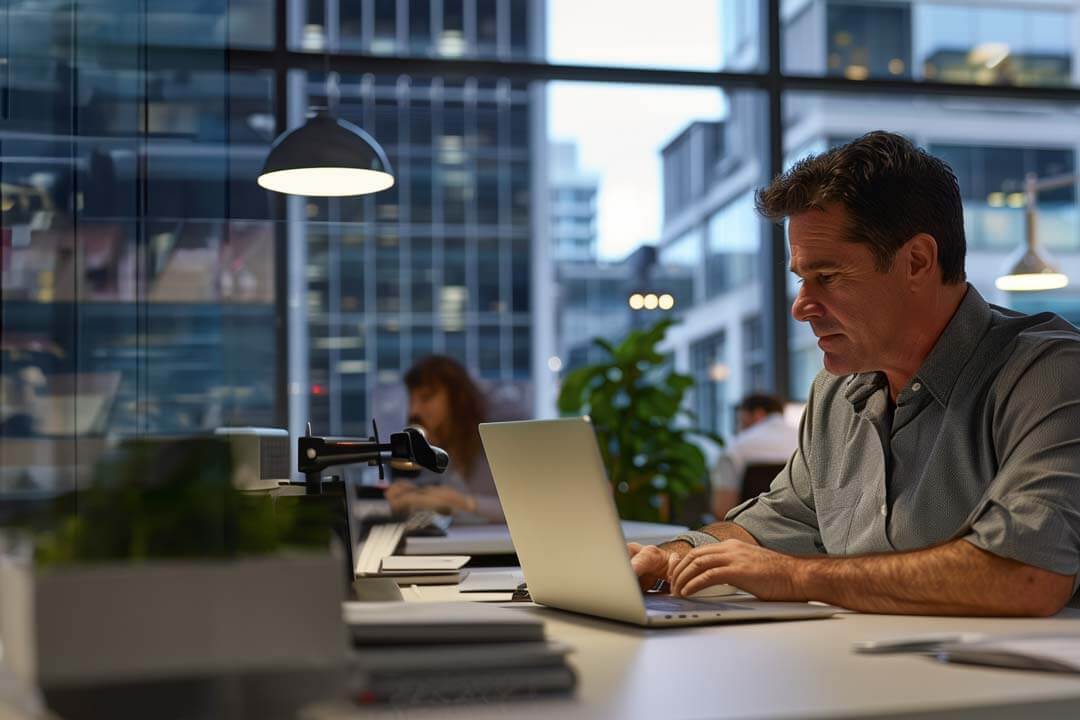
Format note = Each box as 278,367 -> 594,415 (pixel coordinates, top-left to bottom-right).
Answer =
644,596 -> 752,613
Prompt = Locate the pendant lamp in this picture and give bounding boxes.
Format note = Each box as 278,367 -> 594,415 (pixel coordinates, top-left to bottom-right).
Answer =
995,172 -> 1069,292
258,73 -> 395,197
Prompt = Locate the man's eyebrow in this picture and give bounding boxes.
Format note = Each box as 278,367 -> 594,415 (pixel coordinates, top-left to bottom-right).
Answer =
789,260 -> 843,275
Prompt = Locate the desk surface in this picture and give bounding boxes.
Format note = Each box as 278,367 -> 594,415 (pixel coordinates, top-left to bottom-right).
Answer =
402,521 -> 688,556
317,605 -> 1080,719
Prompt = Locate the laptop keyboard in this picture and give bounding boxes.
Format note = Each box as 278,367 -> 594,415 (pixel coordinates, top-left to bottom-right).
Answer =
644,596 -> 751,613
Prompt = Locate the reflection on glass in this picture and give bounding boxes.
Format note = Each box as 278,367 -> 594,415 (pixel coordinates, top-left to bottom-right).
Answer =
2,0 -> 277,525
300,71 -> 533,434
293,0 -> 529,60
706,192 -> 761,297
691,331 -> 729,437
782,91 -> 1080,398
786,0 -> 1077,88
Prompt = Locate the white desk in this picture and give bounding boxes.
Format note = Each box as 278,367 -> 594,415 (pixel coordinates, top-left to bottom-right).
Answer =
315,608 -> 1080,719
402,521 -> 688,556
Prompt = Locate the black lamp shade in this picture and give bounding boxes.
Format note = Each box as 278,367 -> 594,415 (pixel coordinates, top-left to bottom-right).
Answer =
258,114 -> 395,196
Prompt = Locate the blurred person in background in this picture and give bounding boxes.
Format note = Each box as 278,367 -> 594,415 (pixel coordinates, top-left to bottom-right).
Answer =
384,355 -> 504,523
711,393 -> 798,519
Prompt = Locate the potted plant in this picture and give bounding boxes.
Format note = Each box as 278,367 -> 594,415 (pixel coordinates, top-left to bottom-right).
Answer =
557,318 -> 721,523
0,436 -> 347,718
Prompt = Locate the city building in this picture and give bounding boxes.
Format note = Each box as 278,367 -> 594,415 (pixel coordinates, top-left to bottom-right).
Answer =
656,0 -> 1080,440
297,1 -> 542,438
549,141 -> 599,263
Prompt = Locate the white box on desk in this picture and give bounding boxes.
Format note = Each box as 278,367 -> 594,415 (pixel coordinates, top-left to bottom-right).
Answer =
0,552 -> 347,690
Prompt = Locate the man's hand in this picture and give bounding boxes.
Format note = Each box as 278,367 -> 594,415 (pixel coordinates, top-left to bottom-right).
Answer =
670,540 -> 803,600
627,542 -> 686,591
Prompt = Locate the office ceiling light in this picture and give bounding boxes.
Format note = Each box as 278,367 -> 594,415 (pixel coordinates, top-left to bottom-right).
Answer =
995,171 -> 1071,292
258,73 -> 394,197
995,245 -> 1068,292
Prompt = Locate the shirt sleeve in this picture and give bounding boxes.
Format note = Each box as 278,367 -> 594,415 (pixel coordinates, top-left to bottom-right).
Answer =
726,384 -> 823,555
960,340 -> 1080,580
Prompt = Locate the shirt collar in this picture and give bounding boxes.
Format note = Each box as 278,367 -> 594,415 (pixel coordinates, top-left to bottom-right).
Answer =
843,371 -> 888,408
842,284 -> 992,409
906,283 -> 993,407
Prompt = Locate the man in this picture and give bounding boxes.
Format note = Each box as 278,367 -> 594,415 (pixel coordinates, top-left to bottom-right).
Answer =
630,131 -> 1080,616
711,393 -> 799,519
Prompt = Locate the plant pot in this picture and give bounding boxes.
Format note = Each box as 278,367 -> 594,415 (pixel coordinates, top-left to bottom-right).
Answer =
0,552 -> 347,693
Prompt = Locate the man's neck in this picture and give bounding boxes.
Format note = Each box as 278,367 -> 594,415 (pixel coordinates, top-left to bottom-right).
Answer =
882,284 -> 968,401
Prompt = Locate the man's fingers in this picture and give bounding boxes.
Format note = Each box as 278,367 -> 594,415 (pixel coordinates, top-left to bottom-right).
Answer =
672,544 -> 717,581
671,549 -> 732,596
627,542 -> 643,557
629,546 -> 659,574
678,567 -> 733,598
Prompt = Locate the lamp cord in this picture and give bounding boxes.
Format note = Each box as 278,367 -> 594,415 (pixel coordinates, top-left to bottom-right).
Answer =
323,39 -> 339,114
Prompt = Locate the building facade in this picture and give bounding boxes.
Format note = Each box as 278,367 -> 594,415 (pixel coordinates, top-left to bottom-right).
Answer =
659,0 -> 1080,439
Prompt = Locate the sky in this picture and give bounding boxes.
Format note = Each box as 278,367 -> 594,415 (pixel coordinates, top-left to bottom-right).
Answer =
546,1 -> 728,260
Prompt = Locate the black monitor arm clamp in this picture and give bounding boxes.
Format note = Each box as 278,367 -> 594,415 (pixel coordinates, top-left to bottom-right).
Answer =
298,420 -> 449,493
292,420 -> 449,591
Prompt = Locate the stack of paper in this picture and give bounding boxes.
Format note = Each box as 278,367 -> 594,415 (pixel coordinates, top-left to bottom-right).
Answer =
355,523 -> 470,585
344,601 -> 576,705
377,555 -> 470,586
937,634 -> 1080,673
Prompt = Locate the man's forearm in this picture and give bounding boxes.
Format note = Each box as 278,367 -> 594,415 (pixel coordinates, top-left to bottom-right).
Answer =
796,539 -> 1074,616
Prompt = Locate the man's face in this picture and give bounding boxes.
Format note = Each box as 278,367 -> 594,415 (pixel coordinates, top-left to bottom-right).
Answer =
788,203 -> 910,376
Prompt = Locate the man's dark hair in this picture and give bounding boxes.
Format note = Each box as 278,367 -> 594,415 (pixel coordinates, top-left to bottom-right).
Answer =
755,131 -> 966,284
737,393 -> 785,416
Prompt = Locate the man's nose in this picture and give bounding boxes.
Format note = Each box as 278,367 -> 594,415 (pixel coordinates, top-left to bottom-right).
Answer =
791,285 -> 824,323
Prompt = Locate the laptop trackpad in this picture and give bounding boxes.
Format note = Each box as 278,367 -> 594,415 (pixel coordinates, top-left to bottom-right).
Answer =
644,596 -> 752,612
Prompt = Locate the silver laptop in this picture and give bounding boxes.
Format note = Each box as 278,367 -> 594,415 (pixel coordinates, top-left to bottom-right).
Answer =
479,417 -> 836,627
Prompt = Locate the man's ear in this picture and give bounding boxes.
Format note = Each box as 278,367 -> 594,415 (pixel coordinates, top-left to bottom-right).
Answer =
904,233 -> 939,287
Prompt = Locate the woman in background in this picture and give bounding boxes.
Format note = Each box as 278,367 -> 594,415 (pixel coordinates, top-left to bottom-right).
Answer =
384,355 -> 504,523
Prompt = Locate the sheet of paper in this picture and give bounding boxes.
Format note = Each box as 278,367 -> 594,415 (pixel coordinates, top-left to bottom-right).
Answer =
380,555 -> 470,572
458,569 -> 525,593
939,635 -> 1080,673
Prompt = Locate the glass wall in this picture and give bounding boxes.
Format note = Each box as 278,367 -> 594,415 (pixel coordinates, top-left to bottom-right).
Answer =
781,92 -> 1080,400
2,2 -> 276,506
299,70 -> 534,434
785,0 -> 1079,88
7,0 -> 1080,522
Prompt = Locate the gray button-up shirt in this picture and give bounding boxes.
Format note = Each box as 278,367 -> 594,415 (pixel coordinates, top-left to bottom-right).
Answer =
728,285 -> 1080,595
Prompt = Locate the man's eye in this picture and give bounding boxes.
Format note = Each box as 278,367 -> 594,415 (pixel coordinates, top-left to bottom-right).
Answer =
818,274 -> 835,285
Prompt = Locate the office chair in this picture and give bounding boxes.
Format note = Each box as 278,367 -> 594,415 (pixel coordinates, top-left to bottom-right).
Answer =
739,462 -> 786,503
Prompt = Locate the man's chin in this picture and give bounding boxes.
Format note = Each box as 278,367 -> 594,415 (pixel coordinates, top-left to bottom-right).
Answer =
822,352 -> 857,376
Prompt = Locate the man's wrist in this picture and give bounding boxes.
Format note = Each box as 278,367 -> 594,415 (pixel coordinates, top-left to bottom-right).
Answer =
657,539 -> 693,561
791,555 -> 825,603
673,530 -> 721,548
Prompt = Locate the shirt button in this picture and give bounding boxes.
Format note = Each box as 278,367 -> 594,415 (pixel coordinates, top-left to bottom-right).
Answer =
912,382 -> 922,392
880,503 -> 888,516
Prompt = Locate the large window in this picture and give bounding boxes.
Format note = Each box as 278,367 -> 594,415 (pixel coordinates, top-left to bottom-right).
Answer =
2,5 -> 276,501
706,191 -> 762,297
7,0 -> 1080,520
782,91 -> 1080,400
787,0 -> 1078,89
691,331 -> 730,438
